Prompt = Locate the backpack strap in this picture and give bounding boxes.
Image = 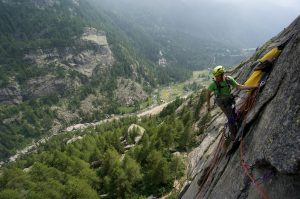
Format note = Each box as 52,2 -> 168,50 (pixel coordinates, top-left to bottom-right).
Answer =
224,76 -> 232,88
213,76 -> 233,97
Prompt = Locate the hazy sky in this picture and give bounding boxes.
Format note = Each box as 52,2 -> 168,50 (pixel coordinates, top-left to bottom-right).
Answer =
211,0 -> 300,8
180,0 -> 300,45
182,0 -> 300,8
94,0 -> 300,47
181,0 -> 300,23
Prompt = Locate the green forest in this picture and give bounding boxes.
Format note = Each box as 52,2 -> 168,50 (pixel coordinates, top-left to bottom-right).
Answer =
0,1 -> 211,196
0,91 -> 211,198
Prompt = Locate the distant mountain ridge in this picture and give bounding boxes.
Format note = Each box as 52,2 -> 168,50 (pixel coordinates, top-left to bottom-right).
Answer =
88,0 -> 252,69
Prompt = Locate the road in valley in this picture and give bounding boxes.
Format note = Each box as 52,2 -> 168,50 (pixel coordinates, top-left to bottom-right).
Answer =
1,94 -> 192,167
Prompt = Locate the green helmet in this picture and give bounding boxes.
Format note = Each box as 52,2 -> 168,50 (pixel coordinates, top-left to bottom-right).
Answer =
212,65 -> 225,76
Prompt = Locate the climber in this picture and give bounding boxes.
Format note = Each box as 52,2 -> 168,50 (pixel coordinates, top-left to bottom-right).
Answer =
206,65 -> 257,139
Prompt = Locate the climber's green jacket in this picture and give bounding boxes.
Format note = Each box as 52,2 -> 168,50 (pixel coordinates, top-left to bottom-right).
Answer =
208,76 -> 238,97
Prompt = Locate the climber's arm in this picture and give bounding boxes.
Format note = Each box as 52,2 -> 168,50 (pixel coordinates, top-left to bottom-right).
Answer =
236,84 -> 258,90
206,90 -> 212,112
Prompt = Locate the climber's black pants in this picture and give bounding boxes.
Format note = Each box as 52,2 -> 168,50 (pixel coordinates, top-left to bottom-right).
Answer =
215,96 -> 238,138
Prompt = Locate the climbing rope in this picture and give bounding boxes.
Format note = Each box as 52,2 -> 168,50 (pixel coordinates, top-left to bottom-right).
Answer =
254,170 -> 275,185
236,35 -> 296,197
196,132 -> 226,198
237,86 -> 270,199
240,139 -> 270,199
196,74 -> 272,198
195,36 -> 294,198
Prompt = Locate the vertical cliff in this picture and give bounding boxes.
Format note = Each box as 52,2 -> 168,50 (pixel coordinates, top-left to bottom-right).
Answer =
180,16 -> 300,199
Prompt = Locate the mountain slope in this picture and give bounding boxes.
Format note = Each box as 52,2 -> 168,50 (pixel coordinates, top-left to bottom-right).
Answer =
87,0 -> 252,69
180,15 -> 300,199
0,11 -> 299,198
0,97 -> 197,198
0,0 -> 191,161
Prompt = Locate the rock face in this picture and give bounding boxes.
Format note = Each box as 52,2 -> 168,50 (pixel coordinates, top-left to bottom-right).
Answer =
114,78 -> 148,106
180,16 -> 300,199
79,94 -> 104,115
0,81 -> 22,104
22,75 -> 81,99
24,27 -> 114,78
0,27 -> 114,103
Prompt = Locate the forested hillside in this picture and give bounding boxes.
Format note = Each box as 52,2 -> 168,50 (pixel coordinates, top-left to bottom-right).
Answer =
0,1 -> 298,198
0,0 -> 252,164
0,0 -> 191,161
0,91 -> 211,198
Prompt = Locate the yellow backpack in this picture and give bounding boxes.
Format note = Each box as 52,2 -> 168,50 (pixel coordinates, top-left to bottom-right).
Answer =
258,47 -> 282,63
244,34 -> 294,87
244,47 -> 282,87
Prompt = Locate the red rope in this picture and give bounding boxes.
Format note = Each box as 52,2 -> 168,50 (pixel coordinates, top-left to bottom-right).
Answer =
239,139 -> 269,199
197,86 -> 271,199
238,89 -> 270,199
196,133 -> 226,198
